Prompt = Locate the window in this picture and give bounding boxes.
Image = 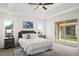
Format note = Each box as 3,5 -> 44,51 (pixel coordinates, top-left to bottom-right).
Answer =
55,19 -> 78,42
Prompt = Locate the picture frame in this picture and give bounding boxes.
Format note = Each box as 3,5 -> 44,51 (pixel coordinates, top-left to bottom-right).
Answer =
23,21 -> 33,29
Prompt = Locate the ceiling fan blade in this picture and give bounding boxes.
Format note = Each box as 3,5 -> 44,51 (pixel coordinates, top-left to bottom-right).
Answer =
28,3 -> 53,10
44,3 -> 54,5
42,6 -> 47,10
28,3 -> 38,5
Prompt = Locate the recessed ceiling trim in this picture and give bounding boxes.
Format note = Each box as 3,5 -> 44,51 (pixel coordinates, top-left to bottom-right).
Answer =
8,4 -> 13,10
42,3 -> 63,14
46,6 -> 79,18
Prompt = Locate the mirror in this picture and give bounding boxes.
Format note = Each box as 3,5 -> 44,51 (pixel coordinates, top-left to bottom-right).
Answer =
4,19 -> 13,38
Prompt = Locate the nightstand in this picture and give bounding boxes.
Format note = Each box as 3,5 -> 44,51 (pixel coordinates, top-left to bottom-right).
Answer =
4,38 -> 15,49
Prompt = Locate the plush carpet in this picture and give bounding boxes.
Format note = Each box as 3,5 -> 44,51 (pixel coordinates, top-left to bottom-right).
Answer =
0,48 -> 15,56
0,47 -> 60,56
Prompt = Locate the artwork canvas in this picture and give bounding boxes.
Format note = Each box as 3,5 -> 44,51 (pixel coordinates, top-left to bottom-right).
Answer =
23,21 -> 33,29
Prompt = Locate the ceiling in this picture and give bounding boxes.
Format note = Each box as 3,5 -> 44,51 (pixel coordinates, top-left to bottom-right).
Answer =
0,3 -> 79,19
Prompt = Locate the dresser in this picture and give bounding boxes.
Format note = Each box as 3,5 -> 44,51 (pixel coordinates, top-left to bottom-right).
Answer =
4,38 -> 15,49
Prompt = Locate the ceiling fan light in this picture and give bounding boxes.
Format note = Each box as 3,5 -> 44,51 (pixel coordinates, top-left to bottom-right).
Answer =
39,5 -> 43,8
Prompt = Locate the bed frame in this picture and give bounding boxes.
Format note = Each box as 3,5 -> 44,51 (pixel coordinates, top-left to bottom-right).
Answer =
18,30 -> 36,38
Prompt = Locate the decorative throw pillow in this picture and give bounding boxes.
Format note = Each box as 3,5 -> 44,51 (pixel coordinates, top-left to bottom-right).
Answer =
22,34 -> 27,39
26,34 -> 30,39
30,34 -> 38,39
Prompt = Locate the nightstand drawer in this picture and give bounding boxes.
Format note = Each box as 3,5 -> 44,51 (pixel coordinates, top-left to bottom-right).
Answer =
5,39 -> 14,42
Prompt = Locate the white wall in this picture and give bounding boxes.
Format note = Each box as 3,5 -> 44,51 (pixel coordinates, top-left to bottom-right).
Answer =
0,14 -> 46,48
46,18 -> 55,43
46,8 -> 79,45
0,15 -> 5,48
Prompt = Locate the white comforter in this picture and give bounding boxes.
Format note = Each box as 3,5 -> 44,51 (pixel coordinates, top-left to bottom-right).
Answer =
18,38 -> 52,55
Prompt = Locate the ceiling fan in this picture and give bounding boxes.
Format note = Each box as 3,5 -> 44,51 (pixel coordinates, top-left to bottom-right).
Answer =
28,3 -> 53,10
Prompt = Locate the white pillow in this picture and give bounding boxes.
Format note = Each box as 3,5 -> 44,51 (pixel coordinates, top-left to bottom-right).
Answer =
30,34 -> 38,39
22,34 -> 27,39
22,34 -> 30,39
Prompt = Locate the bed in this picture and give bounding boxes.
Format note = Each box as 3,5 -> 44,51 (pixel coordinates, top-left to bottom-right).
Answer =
18,31 -> 53,55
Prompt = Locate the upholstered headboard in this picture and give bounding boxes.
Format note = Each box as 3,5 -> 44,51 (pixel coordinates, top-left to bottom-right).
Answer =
18,30 -> 36,38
